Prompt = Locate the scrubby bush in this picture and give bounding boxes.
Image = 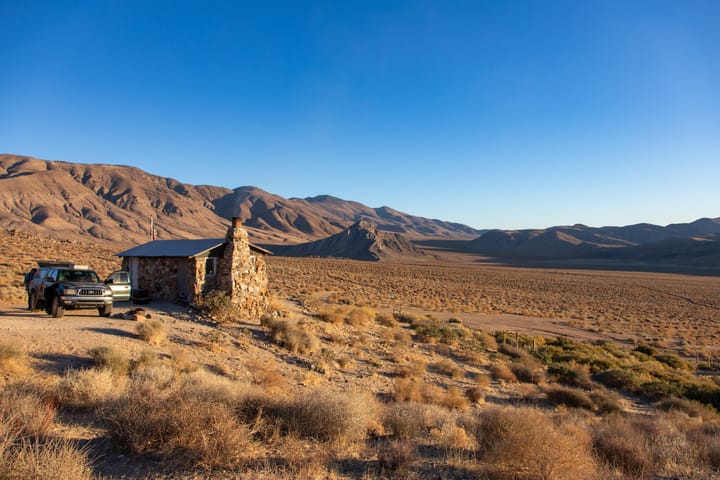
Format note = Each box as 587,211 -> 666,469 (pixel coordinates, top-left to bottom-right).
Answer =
510,360 -> 544,384
469,406 -> 597,479
548,363 -> 593,390
57,368 -> 126,409
290,389 -> 376,444
0,342 -> 29,375
489,363 -> 517,383
105,382 -> 258,469
260,316 -> 320,354
346,307 -> 375,327
433,358 -> 464,379
592,415 -> 654,478
136,319 -> 167,345
544,385 -> 595,411
89,345 -> 129,376
198,289 -> 239,323
0,384 -> 55,438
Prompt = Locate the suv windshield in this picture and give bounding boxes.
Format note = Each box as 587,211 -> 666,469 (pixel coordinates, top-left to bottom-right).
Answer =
57,270 -> 100,283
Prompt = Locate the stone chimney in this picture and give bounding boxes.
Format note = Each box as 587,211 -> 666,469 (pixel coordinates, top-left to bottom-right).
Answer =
217,217 -> 269,317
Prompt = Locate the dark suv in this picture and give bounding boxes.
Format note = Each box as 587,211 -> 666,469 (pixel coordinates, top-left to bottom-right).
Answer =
27,264 -> 114,318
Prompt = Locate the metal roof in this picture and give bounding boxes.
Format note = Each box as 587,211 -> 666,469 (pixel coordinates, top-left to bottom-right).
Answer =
116,239 -> 225,258
117,239 -> 273,257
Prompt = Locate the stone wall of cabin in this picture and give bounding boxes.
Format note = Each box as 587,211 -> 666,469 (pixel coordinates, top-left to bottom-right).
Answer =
121,219 -> 268,317
121,256 -> 193,301
216,218 -> 269,318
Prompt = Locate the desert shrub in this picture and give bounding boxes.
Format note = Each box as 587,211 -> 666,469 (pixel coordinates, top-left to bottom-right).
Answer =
412,319 -> 468,344
289,389 -> 376,444
105,382 -> 258,468
470,406 -> 597,480
0,342 -> 29,375
136,318 -> 167,345
432,419 -> 477,452
57,368 -> 126,409
392,379 -> 468,409
592,415 -> 654,478
316,307 -> 344,325
198,289 -> 238,323
440,386 -> 470,410
594,368 -> 642,391
0,437 -> 95,480
688,422 -> 720,469
433,358 -> 464,379
544,385 -> 595,411
384,402 -> 449,440
0,384 -> 55,438
346,307 -> 375,327
548,362 -> 593,390
131,364 -> 176,389
168,347 -> 197,374
394,360 -> 427,379
393,311 -> 421,324
510,360 -> 544,384
375,312 -> 397,327
489,363 -> 517,383
476,330 -> 498,351
498,343 -> 529,359
393,378 -> 422,403
465,386 -> 485,404
376,438 -> 418,471
588,389 -> 623,414
88,345 -> 129,376
634,344 -> 658,356
653,353 -> 693,371
655,397 -> 719,419
260,316 -> 320,354
475,374 -> 492,388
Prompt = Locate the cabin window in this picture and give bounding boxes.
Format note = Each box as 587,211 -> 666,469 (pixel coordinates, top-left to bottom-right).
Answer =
205,257 -> 217,277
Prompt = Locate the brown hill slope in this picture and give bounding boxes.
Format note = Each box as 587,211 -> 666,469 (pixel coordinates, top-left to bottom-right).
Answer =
271,220 -> 427,261
0,154 -> 231,245
0,154 -> 480,248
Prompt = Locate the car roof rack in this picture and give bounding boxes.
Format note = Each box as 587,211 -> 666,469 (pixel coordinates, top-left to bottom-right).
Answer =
36,261 -> 90,270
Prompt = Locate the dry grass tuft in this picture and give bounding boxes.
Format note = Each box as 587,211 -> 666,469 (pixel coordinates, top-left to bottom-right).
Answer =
136,318 -> 167,345
105,381 -> 259,469
88,345 -> 129,376
489,363 -> 518,383
470,406 -> 597,479
260,315 -> 320,354
1,437 -> 95,480
433,358 -> 465,379
0,342 -> 30,376
0,384 -> 56,438
290,388 -> 376,445
57,368 -> 126,409
544,385 -> 595,411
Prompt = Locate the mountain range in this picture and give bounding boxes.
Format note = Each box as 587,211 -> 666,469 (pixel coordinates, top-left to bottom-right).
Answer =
1,154 -> 718,271
0,154 -> 480,246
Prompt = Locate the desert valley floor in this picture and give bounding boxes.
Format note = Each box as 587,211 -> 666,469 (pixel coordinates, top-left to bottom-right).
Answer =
2,246 -> 720,479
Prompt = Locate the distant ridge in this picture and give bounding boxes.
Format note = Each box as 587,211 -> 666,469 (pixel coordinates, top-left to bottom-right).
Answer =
270,220 -> 427,261
467,219 -> 720,258
0,154 -> 481,247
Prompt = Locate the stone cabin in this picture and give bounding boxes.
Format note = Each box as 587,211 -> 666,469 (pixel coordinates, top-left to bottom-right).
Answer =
116,218 -> 271,316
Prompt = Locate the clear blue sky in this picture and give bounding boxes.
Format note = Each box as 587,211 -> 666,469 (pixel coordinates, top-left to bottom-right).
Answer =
1,1 -> 718,229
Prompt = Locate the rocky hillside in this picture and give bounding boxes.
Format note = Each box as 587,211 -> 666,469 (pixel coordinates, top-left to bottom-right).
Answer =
271,220 -> 427,261
0,154 -> 481,247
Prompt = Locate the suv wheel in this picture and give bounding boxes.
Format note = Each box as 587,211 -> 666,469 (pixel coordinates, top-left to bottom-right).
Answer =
28,292 -> 37,311
98,305 -> 112,317
49,296 -> 64,318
